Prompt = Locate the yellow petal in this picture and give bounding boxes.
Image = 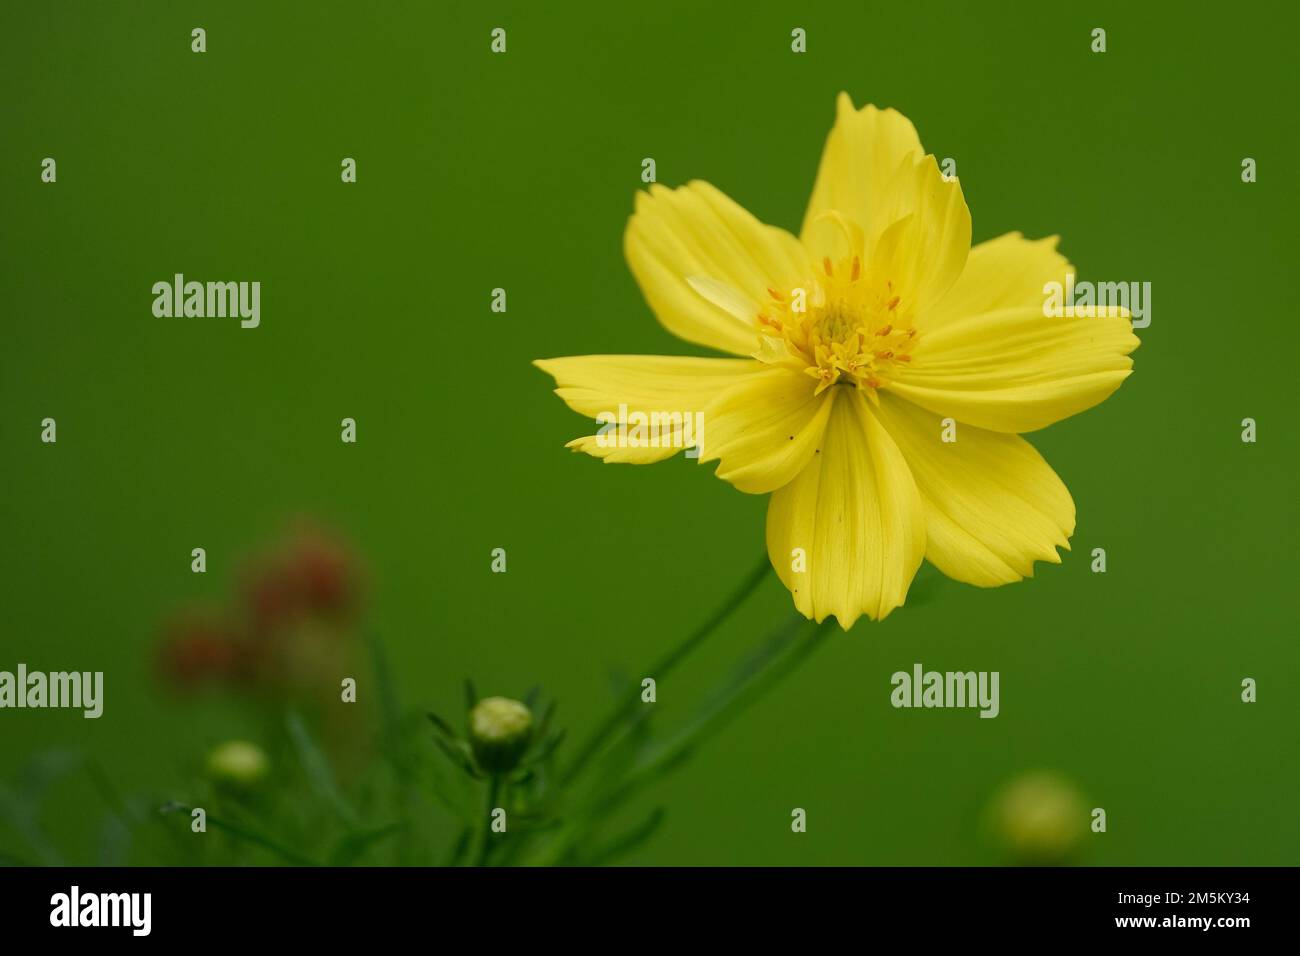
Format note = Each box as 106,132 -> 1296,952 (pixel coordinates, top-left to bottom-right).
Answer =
534,354 -> 756,417
534,354 -> 758,463
926,232 -> 1073,329
802,95 -> 971,306
874,393 -> 1075,586
563,434 -> 684,464
625,181 -> 810,356
766,389 -> 926,627
802,93 -> 924,256
685,275 -> 758,323
699,369 -> 838,494
888,305 -> 1139,433
866,155 -> 971,314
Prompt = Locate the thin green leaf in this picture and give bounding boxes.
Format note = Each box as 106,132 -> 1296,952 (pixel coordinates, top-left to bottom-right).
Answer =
584,808 -> 666,866
426,711 -> 457,739
431,732 -> 483,780
445,826 -> 472,866
365,629 -> 403,742
522,728 -> 566,768
285,711 -> 358,828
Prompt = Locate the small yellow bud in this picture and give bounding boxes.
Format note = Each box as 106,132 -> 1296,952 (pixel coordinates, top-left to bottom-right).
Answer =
206,740 -> 270,789
988,770 -> 1086,865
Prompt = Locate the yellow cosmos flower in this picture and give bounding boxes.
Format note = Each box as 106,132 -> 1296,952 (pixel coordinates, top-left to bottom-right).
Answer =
536,93 -> 1139,628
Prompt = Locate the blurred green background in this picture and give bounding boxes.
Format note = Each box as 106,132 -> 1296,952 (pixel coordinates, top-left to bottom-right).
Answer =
1,0 -> 1296,865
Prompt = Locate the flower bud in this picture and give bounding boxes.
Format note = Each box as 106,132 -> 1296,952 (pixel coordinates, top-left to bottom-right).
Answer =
206,740 -> 270,789
468,696 -> 533,773
988,770 -> 1086,865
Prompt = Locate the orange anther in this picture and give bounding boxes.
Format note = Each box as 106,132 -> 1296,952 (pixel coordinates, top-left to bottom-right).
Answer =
851,256 -> 861,281
823,257 -> 834,276
887,296 -> 900,310
767,287 -> 784,301
875,325 -> 892,337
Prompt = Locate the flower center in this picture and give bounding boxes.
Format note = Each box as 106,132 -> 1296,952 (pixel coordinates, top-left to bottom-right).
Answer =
757,255 -> 917,395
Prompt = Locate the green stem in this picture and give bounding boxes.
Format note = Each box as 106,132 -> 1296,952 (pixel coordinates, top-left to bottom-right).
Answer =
474,775 -> 501,867
562,551 -> 772,785
592,615 -> 833,815
523,614 -> 835,866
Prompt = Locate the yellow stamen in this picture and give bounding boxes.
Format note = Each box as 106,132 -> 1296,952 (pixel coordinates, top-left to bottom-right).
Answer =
756,255 -> 919,395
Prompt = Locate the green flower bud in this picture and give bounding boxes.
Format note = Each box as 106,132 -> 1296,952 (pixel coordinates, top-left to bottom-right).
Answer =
206,740 -> 270,789
469,696 -> 533,774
